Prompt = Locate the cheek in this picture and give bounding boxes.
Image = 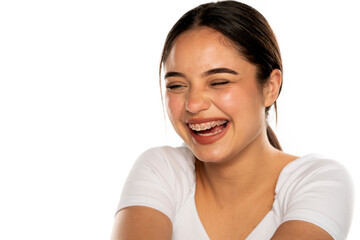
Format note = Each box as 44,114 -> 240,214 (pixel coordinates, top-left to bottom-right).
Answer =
217,89 -> 242,112
165,93 -> 183,123
214,86 -> 264,120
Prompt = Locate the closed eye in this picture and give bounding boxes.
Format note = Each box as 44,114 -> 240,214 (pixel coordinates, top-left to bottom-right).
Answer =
210,81 -> 230,86
167,84 -> 184,90
166,83 -> 188,93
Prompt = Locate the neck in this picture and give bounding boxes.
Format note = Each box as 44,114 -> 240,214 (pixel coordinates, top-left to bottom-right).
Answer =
195,130 -> 282,206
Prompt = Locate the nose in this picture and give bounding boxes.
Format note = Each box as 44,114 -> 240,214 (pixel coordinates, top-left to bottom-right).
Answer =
185,88 -> 210,113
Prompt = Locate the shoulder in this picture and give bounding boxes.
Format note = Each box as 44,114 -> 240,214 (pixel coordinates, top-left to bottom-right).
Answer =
134,145 -> 195,177
127,145 -> 196,190
117,145 -> 196,223
276,154 -> 353,191
275,154 -> 354,240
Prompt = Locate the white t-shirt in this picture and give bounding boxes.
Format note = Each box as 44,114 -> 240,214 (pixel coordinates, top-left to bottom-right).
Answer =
117,146 -> 354,240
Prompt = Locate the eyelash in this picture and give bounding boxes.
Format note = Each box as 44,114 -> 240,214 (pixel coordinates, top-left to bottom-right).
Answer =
166,84 -> 185,90
166,80 -> 230,91
210,80 -> 230,86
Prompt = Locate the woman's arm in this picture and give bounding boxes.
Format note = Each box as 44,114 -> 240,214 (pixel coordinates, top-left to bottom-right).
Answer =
112,147 -> 179,239
271,220 -> 333,240
111,206 -> 172,240
270,157 -> 353,240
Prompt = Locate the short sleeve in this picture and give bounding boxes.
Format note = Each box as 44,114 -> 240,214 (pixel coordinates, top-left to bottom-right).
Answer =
116,148 -> 176,223
281,159 -> 354,240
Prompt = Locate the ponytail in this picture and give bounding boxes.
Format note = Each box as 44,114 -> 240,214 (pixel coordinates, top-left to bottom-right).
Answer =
266,124 -> 282,151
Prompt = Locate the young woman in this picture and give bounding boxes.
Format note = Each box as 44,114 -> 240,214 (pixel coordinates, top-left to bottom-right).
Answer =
111,1 -> 353,239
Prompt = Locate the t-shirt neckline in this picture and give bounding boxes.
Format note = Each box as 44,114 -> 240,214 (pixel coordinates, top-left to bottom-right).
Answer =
190,153 -> 319,240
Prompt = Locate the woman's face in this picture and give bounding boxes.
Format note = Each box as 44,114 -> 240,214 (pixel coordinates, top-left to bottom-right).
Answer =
164,27 -> 270,163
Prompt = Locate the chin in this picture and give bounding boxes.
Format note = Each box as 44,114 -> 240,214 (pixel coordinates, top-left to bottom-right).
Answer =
189,145 -> 234,163
187,134 -> 258,164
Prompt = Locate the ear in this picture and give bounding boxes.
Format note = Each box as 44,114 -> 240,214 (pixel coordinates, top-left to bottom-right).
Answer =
263,69 -> 282,107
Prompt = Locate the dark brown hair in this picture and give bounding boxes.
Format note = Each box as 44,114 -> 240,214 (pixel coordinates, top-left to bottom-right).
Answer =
159,1 -> 282,150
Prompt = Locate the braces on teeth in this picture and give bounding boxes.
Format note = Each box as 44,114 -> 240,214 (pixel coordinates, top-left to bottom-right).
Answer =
188,120 -> 227,131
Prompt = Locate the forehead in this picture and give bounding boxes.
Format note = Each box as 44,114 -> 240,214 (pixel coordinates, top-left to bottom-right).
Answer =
164,27 -> 245,73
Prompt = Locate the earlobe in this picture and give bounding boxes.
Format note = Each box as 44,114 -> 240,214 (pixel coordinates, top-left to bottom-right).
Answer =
264,69 -> 282,107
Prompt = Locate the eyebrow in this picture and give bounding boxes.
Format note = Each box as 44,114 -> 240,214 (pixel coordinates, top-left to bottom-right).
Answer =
164,72 -> 186,79
203,68 -> 238,76
164,67 -> 238,79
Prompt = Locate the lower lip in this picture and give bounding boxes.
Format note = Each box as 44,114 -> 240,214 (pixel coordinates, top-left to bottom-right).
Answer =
188,122 -> 230,145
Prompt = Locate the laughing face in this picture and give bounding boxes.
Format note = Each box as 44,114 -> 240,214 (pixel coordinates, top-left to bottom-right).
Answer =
164,27 -> 274,163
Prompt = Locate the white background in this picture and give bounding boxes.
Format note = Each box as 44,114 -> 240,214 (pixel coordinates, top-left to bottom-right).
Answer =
0,0 -> 359,239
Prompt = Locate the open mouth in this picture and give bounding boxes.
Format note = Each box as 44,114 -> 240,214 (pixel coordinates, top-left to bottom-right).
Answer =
188,120 -> 228,136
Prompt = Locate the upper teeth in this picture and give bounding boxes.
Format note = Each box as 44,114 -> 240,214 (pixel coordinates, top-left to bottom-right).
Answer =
188,120 -> 227,131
